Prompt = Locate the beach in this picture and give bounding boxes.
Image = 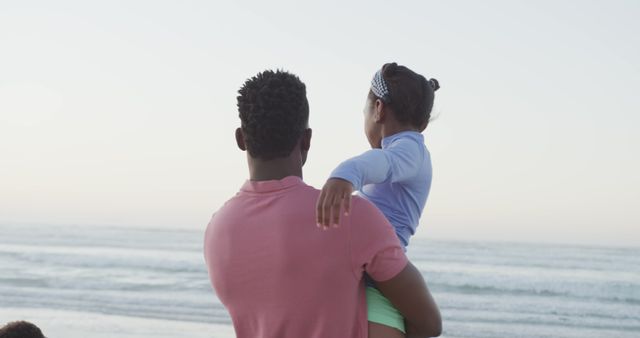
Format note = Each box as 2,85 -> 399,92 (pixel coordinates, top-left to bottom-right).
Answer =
1,224 -> 638,337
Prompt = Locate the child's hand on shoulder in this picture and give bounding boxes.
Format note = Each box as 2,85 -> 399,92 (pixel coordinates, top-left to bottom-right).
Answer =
316,178 -> 354,230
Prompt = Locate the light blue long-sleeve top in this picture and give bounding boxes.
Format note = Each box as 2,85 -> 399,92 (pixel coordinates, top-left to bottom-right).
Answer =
330,131 -> 432,248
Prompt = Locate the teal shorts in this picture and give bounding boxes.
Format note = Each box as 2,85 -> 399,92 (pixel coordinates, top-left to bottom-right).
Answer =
366,286 -> 405,333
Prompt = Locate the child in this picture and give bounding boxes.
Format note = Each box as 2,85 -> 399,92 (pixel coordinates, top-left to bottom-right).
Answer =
316,62 -> 439,337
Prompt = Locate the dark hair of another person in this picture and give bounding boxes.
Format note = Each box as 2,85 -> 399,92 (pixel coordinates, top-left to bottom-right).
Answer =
0,321 -> 45,338
237,70 -> 309,160
370,62 -> 440,129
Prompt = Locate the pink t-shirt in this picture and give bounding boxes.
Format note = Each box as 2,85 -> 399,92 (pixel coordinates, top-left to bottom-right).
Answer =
204,176 -> 408,338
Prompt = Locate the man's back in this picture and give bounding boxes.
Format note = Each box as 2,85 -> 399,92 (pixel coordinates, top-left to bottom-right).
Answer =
204,176 -> 407,338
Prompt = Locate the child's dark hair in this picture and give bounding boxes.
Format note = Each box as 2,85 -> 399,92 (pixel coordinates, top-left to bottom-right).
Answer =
0,321 -> 45,338
370,62 -> 439,129
237,70 -> 309,160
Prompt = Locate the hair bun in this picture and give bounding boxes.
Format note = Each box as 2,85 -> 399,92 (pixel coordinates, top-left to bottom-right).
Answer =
429,78 -> 440,91
382,62 -> 399,77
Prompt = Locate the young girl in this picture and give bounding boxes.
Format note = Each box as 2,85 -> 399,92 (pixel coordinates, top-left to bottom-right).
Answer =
316,62 -> 439,337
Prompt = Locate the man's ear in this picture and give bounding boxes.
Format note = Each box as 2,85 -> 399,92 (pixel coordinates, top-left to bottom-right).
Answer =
235,128 -> 246,151
374,99 -> 386,123
300,128 -> 312,166
301,128 -> 312,152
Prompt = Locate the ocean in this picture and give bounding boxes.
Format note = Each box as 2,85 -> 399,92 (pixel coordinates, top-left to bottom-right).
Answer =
1,224 -> 638,337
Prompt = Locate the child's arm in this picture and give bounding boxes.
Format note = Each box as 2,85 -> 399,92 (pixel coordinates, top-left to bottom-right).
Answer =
316,139 -> 422,228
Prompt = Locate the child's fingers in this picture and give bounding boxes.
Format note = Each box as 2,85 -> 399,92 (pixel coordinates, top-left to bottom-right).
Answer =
343,193 -> 351,216
316,189 -> 326,226
322,193 -> 337,228
331,196 -> 343,227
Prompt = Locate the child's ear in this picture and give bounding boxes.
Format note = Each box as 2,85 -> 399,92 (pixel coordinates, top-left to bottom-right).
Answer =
235,128 -> 246,151
374,99 -> 386,123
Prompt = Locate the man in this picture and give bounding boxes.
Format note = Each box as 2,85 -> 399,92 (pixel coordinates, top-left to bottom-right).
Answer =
204,70 -> 441,338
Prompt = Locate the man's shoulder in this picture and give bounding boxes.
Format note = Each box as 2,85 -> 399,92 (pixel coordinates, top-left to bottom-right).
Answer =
211,183 -> 321,220
349,196 -> 389,226
350,195 -> 375,211
213,191 -> 244,214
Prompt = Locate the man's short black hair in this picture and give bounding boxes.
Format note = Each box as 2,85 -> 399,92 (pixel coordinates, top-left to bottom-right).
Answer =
237,70 -> 309,160
0,321 -> 45,338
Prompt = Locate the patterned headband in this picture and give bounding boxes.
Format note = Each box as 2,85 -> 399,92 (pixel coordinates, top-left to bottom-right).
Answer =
370,69 -> 390,102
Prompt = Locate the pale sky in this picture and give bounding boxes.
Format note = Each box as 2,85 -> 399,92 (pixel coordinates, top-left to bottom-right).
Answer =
1,1 -> 638,246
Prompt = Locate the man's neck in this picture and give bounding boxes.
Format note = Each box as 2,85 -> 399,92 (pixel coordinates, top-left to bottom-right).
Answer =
248,156 -> 303,181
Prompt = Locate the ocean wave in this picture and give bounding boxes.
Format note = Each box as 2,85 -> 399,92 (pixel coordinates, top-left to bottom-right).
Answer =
0,285 -> 229,324
0,244 -> 205,274
430,282 -> 640,306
